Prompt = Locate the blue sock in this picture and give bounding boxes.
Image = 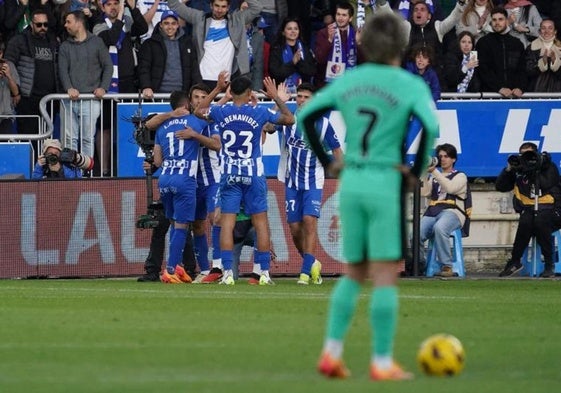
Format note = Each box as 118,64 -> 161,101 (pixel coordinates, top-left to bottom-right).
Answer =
255,250 -> 270,271
221,250 -> 233,270
212,225 -> 221,259
194,234 -> 210,272
168,227 -> 187,270
169,225 -> 175,243
302,253 -> 315,275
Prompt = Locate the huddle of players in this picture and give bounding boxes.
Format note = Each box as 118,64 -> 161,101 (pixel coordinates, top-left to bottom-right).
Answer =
149,71 -> 341,285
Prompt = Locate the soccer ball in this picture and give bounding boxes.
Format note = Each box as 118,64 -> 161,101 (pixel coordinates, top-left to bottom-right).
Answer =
417,334 -> 465,376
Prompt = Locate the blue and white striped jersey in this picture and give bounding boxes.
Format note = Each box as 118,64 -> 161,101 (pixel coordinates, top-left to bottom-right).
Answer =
197,124 -> 221,186
155,114 -> 207,177
209,103 -> 281,177
278,114 -> 341,190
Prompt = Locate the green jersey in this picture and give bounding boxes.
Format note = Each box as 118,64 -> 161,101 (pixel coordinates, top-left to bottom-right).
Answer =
298,63 -> 439,182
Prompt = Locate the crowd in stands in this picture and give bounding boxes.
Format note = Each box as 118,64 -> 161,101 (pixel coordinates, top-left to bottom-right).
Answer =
0,0 -> 560,147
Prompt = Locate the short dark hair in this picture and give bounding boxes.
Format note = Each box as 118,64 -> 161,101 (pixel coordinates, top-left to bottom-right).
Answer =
297,83 -> 316,94
65,10 -> 87,27
189,83 -> 211,99
170,90 -> 190,110
490,6 -> 508,18
436,143 -> 458,161
230,76 -> 252,95
335,1 -> 354,17
519,142 -> 538,152
31,9 -> 49,20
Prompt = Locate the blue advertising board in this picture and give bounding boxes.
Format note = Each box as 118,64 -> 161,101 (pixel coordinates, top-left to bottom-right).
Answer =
117,99 -> 561,178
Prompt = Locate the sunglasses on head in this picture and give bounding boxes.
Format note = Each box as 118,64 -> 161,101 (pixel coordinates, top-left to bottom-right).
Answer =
34,22 -> 48,28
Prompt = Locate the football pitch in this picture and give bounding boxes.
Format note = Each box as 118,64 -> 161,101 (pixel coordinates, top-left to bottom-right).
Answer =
1,278 -> 560,393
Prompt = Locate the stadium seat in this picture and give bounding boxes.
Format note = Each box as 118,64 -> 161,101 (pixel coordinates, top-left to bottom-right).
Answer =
520,230 -> 561,277
426,228 -> 465,277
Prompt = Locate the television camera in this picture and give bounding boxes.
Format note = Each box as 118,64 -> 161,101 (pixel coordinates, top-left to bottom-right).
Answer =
129,98 -> 164,229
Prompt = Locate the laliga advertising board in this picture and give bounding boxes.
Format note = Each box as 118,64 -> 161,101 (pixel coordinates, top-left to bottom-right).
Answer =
117,100 -> 561,178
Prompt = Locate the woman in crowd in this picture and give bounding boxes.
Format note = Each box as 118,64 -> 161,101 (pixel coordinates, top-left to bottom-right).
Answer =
268,17 -> 317,94
444,30 -> 480,92
525,19 -> 561,92
505,0 -> 542,48
456,0 -> 494,43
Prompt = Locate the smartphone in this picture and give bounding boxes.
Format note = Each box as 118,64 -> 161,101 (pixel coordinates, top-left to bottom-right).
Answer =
469,51 -> 478,61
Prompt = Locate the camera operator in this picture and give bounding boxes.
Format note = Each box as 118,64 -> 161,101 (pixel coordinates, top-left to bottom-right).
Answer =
496,142 -> 561,278
419,143 -> 469,277
31,139 -> 94,179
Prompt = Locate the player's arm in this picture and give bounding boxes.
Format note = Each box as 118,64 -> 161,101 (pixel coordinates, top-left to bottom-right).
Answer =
145,107 -> 190,130
194,71 -> 230,119
262,77 -> 294,126
176,128 -> 221,152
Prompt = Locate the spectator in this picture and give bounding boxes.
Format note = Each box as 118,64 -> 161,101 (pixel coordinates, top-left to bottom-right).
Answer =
525,19 -> 561,92
496,142 -> 561,278
58,10 -> 112,160
136,0 -> 169,42
443,30 -> 481,92
274,82 -> 342,285
57,0 -> 99,33
400,0 -> 467,77
505,0 -> 542,48
0,41 -> 20,134
93,0 -> 147,175
194,75 -> 295,285
405,44 -> 441,100
475,6 -> 526,96
314,1 -> 358,87
5,9 -> 59,142
31,138 -> 94,179
2,0 -> 31,43
456,0 -> 494,43
420,143 -> 469,277
137,10 -> 201,99
268,17 -> 317,94
166,0 -> 262,89
393,0 -> 445,21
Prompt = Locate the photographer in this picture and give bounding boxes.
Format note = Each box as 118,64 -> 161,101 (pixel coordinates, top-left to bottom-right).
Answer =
496,142 -> 561,278
31,139 -> 94,179
419,143 -> 469,277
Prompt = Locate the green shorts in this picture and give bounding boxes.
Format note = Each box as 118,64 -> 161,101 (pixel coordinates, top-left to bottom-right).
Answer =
338,171 -> 406,263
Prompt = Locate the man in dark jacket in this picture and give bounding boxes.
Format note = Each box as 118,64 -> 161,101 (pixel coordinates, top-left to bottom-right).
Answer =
496,142 -> 561,278
138,10 -> 202,99
4,9 -> 59,140
476,7 -> 527,97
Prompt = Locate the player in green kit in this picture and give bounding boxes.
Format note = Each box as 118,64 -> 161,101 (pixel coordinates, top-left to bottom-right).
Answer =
298,10 -> 439,381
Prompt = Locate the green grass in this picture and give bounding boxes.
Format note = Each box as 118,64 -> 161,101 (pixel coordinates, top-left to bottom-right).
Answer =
1,279 -> 561,393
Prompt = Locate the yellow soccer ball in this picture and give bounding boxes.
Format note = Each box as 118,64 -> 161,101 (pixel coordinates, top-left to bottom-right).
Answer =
417,334 -> 465,376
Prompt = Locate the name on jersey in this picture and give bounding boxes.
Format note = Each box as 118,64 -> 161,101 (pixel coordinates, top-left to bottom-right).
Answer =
342,86 -> 398,108
219,114 -> 259,130
164,118 -> 190,129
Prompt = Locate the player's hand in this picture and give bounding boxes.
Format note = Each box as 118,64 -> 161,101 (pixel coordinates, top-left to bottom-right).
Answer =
217,71 -> 230,91
261,76 -> 278,100
175,127 -> 195,139
327,159 -> 344,178
276,82 -> 290,103
171,106 -> 190,117
396,164 -> 419,192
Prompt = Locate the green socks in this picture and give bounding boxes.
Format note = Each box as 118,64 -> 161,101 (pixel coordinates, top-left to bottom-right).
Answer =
369,286 -> 398,357
326,277 -> 362,341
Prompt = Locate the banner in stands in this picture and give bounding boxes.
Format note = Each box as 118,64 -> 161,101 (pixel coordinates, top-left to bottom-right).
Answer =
117,100 -> 561,178
0,179 -> 344,279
